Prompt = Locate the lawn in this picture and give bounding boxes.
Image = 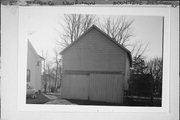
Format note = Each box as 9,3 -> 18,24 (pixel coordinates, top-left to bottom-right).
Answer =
26,94 -> 50,104
65,99 -> 123,106
63,98 -> 161,106
123,96 -> 161,107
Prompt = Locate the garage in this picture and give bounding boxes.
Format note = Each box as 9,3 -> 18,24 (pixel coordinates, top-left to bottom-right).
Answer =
60,25 -> 132,104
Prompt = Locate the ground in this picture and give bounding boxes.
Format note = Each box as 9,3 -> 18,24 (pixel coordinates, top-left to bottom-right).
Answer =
26,94 -> 49,104
26,92 -> 161,106
46,97 -> 123,106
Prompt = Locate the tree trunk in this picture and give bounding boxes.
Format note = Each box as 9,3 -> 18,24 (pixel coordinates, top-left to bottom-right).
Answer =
54,62 -> 58,92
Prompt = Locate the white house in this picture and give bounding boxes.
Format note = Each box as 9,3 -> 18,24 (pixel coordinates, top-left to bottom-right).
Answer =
27,40 -> 43,91
60,25 -> 132,104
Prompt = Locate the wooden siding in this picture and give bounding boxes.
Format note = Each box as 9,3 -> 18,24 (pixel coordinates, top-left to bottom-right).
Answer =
61,27 -> 130,104
89,74 -> 124,103
62,28 -> 126,72
61,73 -> 124,103
61,74 -> 89,100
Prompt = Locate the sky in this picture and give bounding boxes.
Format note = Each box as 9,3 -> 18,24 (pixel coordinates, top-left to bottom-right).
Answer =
19,7 -> 163,62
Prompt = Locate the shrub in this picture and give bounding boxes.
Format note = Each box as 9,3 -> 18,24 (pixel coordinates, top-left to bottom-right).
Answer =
128,74 -> 154,97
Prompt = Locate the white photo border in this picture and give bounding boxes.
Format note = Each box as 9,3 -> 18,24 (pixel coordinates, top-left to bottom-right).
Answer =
17,6 -> 171,113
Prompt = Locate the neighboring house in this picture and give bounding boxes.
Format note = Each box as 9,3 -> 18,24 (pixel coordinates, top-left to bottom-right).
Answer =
60,25 -> 132,104
27,40 -> 43,91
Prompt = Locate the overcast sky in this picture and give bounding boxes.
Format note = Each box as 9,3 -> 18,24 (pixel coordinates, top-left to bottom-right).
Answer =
19,7 -> 163,62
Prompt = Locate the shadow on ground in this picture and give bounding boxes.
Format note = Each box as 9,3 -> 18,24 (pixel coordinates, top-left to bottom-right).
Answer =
123,97 -> 161,107
64,98 -> 161,106
64,99 -> 122,106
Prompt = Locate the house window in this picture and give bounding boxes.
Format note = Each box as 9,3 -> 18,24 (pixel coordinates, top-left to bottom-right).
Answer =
36,61 -> 40,66
27,69 -> 30,82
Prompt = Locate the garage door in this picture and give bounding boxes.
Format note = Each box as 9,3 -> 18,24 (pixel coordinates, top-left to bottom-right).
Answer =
61,74 -> 89,100
89,74 -> 124,103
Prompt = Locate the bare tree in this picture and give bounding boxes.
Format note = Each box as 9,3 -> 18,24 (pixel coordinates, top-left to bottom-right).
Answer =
41,50 -> 48,93
41,50 -> 55,92
99,16 -> 149,61
130,40 -> 149,58
145,57 -> 163,97
131,55 -> 148,74
56,14 -> 96,49
99,17 -> 134,47
53,49 -> 61,91
146,58 -> 163,81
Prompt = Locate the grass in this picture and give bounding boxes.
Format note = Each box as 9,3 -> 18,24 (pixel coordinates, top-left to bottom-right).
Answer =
64,97 -> 161,106
123,97 -> 162,107
26,94 -> 50,104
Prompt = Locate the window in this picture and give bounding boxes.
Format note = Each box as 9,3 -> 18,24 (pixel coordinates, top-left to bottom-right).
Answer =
27,69 -> 30,82
36,61 -> 40,66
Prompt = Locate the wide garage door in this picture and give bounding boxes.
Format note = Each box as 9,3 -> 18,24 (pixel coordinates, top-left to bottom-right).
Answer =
89,74 -> 124,104
61,74 -> 89,100
61,72 -> 124,104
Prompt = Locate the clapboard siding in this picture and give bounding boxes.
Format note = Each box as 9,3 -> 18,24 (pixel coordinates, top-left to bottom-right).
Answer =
89,74 -> 123,103
62,28 -> 126,72
61,74 -> 89,100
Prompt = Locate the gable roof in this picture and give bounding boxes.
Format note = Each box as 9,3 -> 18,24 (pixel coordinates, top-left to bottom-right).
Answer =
28,40 -> 44,60
60,25 -> 132,66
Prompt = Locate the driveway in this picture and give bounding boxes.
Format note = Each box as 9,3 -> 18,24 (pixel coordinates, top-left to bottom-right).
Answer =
45,95 -> 122,106
45,94 -> 75,105
45,98 -> 75,105
43,94 -> 58,100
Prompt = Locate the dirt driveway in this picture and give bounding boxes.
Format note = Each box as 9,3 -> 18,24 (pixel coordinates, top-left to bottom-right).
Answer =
44,94 -> 75,105
46,99 -> 75,105
44,94 -> 122,106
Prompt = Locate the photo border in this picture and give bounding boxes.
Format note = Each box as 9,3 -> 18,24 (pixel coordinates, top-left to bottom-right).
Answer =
17,6 -> 171,113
